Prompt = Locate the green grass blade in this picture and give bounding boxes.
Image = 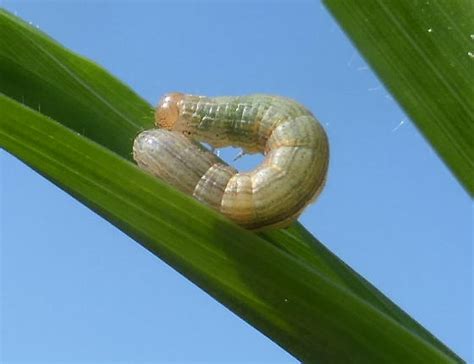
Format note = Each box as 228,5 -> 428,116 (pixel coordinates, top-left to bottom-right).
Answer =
323,0 -> 474,196
0,9 -> 462,362
0,9 -> 153,158
0,93 -> 461,364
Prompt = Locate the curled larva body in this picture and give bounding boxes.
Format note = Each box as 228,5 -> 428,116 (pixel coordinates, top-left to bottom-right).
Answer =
133,93 -> 329,230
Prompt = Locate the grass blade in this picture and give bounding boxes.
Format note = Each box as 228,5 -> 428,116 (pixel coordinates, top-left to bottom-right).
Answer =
0,93 -> 461,363
323,0 -> 474,195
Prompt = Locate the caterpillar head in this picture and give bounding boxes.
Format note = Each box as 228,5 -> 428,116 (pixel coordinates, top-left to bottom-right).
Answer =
155,92 -> 185,130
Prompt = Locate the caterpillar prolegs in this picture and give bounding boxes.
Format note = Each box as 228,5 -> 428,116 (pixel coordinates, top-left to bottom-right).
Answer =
133,93 -> 329,230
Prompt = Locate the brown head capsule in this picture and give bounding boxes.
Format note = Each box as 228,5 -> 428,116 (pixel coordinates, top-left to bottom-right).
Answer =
155,92 -> 184,130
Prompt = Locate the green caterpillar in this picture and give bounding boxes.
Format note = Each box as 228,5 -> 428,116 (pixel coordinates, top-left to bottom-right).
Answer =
133,93 -> 329,230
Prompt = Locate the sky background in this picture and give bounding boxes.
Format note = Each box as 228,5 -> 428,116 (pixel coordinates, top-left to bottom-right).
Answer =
1,0 -> 472,363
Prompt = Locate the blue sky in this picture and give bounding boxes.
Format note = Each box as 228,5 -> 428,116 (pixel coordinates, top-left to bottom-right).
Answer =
1,1 -> 472,362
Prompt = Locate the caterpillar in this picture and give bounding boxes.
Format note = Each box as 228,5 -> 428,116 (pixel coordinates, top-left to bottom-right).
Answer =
133,93 -> 329,230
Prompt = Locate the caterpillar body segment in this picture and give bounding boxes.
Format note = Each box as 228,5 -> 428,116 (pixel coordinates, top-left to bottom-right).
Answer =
133,93 -> 329,230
